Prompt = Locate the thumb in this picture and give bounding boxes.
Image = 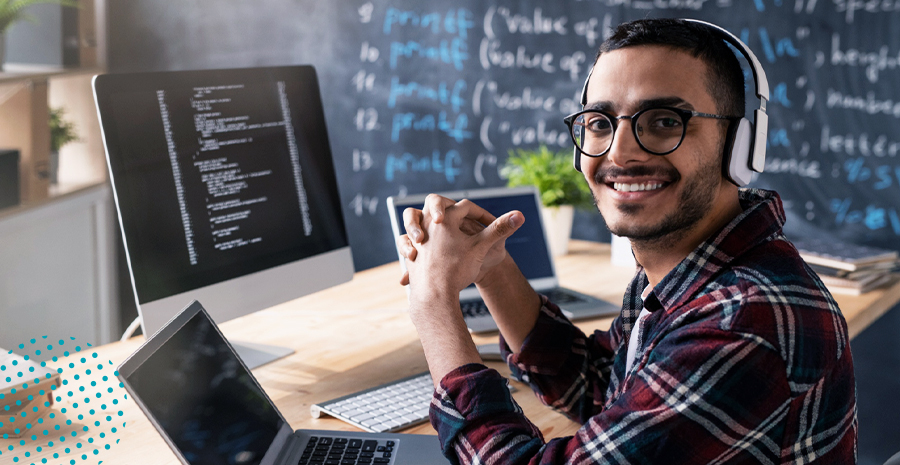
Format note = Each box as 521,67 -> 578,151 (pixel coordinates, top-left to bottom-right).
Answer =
482,210 -> 524,243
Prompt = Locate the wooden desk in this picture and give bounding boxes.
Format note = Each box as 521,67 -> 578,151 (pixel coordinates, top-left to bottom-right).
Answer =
3,240 -> 899,465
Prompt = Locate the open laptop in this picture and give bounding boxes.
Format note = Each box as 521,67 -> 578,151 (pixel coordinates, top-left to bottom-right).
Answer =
387,186 -> 621,333
117,300 -> 448,465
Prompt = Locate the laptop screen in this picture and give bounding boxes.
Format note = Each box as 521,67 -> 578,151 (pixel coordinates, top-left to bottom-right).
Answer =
391,192 -> 554,282
124,309 -> 282,465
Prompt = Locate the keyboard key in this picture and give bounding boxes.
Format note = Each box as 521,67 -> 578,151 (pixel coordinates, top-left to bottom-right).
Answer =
352,412 -> 377,422
371,423 -> 391,433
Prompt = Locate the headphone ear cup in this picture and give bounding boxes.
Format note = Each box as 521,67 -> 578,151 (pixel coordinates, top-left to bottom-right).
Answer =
725,118 -> 754,186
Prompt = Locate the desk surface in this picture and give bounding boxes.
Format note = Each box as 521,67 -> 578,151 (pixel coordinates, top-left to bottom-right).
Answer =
3,240 -> 899,465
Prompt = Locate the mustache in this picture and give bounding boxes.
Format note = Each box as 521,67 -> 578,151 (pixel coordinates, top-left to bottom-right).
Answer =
593,165 -> 680,184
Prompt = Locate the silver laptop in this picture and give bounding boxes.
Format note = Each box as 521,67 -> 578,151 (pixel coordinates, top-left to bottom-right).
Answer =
387,186 -> 620,333
117,301 -> 448,465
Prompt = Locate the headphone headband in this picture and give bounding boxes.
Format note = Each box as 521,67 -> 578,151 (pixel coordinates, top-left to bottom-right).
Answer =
683,19 -> 770,108
580,20 -> 769,106
575,19 -> 770,182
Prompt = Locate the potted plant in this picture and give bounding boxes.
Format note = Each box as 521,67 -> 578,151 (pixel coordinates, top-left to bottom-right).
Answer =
49,106 -> 78,184
0,0 -> 79,71
502,145 -> 593,256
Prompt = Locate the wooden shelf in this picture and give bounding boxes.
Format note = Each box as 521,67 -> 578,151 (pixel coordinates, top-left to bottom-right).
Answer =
0,67 -> 108,206
0,66 -> 104,84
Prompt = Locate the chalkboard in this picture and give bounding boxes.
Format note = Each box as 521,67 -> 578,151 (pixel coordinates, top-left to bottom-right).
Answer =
108,0 -> 900,271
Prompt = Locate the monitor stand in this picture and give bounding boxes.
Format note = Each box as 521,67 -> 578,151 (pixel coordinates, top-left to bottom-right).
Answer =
233,341 -> 295,370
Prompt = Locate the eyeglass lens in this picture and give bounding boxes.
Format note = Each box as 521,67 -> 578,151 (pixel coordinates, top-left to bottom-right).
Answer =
572,108 -> 685,156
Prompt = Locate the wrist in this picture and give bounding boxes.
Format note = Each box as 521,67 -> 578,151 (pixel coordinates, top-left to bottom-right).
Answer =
474,253 -> 515,292
407,285 -> 460,325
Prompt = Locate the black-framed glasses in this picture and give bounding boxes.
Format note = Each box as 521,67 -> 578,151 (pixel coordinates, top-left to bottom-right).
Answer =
563,106 -> 736,157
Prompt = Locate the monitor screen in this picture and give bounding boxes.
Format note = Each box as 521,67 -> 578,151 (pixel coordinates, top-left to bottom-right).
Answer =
390,191 -> 554,282
95,66 -> 353,336
124,307 -> 282,465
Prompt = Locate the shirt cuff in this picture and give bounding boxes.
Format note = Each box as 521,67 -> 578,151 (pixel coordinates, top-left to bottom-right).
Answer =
499,295 -> 582,381
430,364 -> 537,461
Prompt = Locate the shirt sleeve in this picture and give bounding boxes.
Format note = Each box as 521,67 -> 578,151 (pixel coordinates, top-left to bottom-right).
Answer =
500,297 -> 621,423
430,320 -> 791,464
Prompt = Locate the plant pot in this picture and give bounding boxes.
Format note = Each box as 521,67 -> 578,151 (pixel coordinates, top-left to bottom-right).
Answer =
49,150 -> 59,185
541,204 -> 574,257
610,234 -> 636,268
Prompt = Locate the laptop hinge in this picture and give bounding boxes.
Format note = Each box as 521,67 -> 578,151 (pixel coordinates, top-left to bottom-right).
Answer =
261,423 -> 296,465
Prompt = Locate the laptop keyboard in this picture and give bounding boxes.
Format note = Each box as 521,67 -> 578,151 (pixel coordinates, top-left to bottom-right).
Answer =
461,288 -> 584,317
298,437 -> 396,465
311,372 -> 434,433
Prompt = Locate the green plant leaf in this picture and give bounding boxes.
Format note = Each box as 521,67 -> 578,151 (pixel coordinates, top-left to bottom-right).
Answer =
503,145 -> 594,208
49,106 -> 79,152
1,0 -> 80,33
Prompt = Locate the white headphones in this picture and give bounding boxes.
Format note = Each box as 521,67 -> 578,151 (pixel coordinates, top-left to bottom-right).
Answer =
573,19 -> 770,187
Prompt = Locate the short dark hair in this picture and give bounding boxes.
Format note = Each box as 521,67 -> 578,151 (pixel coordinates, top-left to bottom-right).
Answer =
596,18 -> 745,118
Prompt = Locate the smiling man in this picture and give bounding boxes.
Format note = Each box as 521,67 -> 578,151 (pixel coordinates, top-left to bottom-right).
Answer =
397,19 -> 856,464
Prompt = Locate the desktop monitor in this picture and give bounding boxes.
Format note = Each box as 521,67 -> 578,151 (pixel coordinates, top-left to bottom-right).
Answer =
93,65 -> 353,366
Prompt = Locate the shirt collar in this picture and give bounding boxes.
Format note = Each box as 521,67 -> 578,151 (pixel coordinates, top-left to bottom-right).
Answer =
623,188 -> 786,318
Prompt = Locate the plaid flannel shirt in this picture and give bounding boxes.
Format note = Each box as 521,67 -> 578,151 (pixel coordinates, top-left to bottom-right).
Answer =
429,189 -> 857,464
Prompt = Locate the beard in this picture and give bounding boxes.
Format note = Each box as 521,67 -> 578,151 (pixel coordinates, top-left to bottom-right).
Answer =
593,150 -> 723,248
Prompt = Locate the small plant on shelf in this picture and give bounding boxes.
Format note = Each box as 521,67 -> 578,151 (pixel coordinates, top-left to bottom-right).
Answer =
49,106 -> 79,152
501,145 -> 593,209
49,106 -> 78,184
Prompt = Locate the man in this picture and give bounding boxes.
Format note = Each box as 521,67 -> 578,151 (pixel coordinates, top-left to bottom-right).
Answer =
397,19 -> 856,464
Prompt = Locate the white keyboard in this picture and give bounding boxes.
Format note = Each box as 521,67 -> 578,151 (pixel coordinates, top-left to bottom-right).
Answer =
310,372 -> 435,433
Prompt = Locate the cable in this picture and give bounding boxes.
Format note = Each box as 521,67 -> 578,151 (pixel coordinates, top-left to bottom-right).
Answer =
120,316 -> 141,342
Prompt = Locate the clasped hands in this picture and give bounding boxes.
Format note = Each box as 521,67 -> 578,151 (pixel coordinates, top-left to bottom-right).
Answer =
396,194 -> 524,305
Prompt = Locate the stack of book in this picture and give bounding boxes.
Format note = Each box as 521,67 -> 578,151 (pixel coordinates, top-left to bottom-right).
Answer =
794,239 -> 900,295
0,350 -> 62,437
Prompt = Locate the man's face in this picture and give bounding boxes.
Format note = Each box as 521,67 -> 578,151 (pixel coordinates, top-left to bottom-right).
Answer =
582,45 -> 733,244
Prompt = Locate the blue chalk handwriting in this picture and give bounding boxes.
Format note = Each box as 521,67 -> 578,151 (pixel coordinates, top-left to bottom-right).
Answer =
390,39 -> 468,70
391,111 -> 472,143
830,197 -> 900,235
771,82 -> 792,108
388,77 -> 467,113
766,128 -> 791,148
383,7 -> 473,40
843,158 -> 900,190
740,27 -> 800,64
385,150 -> 462,183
